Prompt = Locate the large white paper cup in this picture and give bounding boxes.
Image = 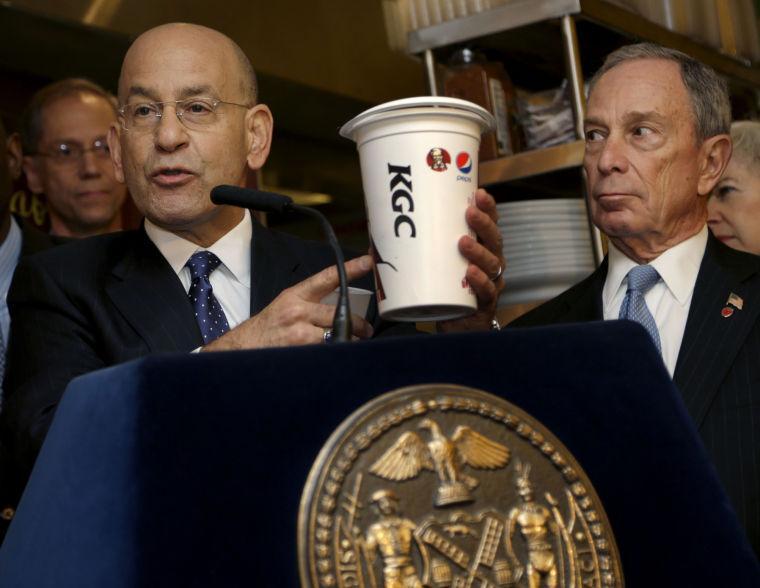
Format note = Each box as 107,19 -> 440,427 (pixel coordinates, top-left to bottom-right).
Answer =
340,97 -> 494,322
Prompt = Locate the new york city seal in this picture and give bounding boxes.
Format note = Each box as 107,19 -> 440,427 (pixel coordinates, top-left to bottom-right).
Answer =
299,384 -> 623,588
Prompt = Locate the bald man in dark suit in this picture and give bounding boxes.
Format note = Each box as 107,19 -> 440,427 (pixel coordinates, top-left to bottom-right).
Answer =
0,24 -> 506,520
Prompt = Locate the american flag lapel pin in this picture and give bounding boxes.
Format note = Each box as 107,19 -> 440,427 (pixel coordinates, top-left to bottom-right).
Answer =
721,292 -> 744,318
728,292 -> 744,310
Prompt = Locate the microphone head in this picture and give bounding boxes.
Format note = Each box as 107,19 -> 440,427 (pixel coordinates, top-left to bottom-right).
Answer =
211,185 -> 293,214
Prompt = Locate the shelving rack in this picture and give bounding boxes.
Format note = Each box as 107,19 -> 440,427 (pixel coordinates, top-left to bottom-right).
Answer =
405,0 -> 760,266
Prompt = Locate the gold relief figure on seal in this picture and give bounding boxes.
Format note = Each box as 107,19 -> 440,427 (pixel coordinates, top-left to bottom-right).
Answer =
369,419 -> 510,506
505,462 -> 559,588
299,385 -> 623,588
363,489 -> 424,588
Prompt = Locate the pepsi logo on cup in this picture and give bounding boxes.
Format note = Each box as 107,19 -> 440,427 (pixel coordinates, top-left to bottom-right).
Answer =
456,152 -> 473,174
455,151 -> 473,183
426,147 -> 450,172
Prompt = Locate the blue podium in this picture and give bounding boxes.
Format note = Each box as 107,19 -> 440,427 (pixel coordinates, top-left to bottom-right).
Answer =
0,322 -> 757,586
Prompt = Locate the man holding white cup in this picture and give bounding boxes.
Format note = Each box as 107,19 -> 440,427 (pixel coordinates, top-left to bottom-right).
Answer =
1,23 -> 505,495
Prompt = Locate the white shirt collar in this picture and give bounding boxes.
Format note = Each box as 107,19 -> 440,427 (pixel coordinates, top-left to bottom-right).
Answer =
603,225 -> 707,307
144,210 -> 252,287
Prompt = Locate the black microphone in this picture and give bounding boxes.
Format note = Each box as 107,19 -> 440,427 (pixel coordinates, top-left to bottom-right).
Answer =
211,185 -> 294,214
210,185 -> 352,343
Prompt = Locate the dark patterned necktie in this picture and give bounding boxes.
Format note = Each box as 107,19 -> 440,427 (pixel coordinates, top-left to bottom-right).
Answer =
185,251 -> 230,344
618,264 -> 662,353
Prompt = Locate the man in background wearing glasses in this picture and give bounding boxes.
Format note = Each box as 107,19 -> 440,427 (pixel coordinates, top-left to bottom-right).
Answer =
0,23 -> 504,513
20,78 -> 127,238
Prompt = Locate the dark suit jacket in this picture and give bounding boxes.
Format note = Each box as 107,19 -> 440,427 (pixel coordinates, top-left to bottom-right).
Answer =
0,216 -> 59,539
511,233 -> 760,553
0,218 -> 387,503
17,218 -> 60,256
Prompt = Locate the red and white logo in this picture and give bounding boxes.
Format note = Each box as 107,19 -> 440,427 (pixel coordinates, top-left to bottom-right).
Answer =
426,147 -> 450,172
456,152 -> 473,174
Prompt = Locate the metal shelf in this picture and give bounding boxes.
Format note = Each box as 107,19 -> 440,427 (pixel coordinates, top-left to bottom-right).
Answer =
407,0 -> 760,86
408,0 -> 580,53
479,140 -> 584,185
579,0 -> 759,85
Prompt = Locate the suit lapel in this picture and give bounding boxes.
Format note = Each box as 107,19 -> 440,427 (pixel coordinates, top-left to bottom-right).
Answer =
105,221 -> 309,349
674,235 -> 760,427
249,220 -> 304,315
556,260 -> 608,322
106,230 -> 203,353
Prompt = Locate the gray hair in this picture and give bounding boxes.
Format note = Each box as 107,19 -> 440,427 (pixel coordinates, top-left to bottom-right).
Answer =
588,43 -> 731,141
729,120 -> 760,169
20,78 -> 118,154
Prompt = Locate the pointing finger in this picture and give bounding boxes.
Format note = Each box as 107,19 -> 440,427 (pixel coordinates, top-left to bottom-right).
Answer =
297,255 -> 373,300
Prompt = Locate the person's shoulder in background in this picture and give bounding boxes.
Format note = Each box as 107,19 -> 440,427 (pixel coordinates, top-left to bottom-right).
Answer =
16,214 -> 66,256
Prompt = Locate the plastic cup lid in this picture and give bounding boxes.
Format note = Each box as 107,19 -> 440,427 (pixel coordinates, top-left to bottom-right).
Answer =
340,96 -> 495,139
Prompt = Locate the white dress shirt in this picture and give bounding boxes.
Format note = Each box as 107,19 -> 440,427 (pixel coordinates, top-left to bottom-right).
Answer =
144,210 -> 252,330
602,225 -> 708,376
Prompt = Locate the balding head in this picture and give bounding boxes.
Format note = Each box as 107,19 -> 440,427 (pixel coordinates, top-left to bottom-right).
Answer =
119,23 -> 257,106
109,22 -> 273,246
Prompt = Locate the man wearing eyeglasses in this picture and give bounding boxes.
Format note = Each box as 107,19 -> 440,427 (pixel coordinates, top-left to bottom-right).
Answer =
0,24 -> 504,503
20,78 -> 127,238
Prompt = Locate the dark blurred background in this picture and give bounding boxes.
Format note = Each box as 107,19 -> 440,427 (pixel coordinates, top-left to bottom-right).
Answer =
0,0 -> 426,249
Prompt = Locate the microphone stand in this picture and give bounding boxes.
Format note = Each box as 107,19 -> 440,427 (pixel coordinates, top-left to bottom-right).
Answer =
289,204 -> 352,344
210,185 -> 352,343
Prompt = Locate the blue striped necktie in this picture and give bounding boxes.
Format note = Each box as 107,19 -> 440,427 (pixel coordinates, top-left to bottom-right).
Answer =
618,264 -> 662,353
185,251 -> 230,344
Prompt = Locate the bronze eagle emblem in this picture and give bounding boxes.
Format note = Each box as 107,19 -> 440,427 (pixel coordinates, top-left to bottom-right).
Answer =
369,418 -> 511,505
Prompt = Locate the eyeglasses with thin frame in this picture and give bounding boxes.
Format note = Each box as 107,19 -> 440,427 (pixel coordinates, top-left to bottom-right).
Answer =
118,97 -> 251,131
31,138 -> 110,165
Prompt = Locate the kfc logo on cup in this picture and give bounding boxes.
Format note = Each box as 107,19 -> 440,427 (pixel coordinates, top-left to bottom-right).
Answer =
426,147 -> 450,172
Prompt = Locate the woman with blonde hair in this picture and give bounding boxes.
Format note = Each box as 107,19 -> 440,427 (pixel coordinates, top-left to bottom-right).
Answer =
708,120 -> 760,254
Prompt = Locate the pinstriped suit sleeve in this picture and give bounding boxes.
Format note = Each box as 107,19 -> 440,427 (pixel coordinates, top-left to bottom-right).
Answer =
0,229 -> 202,486
1,255 -> 107,474
690,317 -> 760,555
